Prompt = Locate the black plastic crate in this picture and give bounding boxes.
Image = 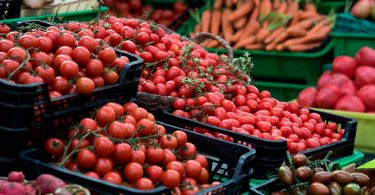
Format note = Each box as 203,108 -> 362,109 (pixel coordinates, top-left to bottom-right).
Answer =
249,178 -> 286,195
0,0 -> 21,20
19,121 -> 255,195
158,109 -> 357,179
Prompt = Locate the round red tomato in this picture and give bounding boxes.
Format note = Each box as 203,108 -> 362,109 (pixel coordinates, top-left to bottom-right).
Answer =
94,136 -> 114,157
76,77 -> 95,95
162,170 -> 181,189
146,147 -> 164,164
72,46 -> 90,65
146,165 -> 164,183
113,143 -> 133,165
166,161 -> 184,177
95,106 -> 116,125
124,162 -> 143,182
44,138 -> 65,156
135,178 -> 154,190
185,160 -> 202,179
77,149 -> 96,169
159,134 -> 178,149
103,171 -> 122,184
98,48 -> 116,65
94,158 -> 113,176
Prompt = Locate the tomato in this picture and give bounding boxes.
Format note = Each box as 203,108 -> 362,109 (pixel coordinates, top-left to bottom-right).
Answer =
85,172 -> 100,179
0,39 -> 14,52
130,150 -> 146,164
121,40 -> 137,53
113,143 -> 133,165
112,58 -> 127,70
146,165 -> 164,183
288,142 -> 299,154
19,34 -> 38,49
98,48 -> 116,65
101,171 -> 122,185
142,82 -> 156,93
96,106 -> 116,126
124,162 -> 143,182
109,33 -> 122,47
155,83 -> 167,96
159,134 -> 178,149
85,59 -> 104,77
77,149 -> 96,169
160,149 -> 177,166
136,119 -> 155,136
136,32 -> 150,45
51,76 -> 70,94
306,138 -> 320,149
107,121 -> 127,138
76,77 -> 95,95
0,24 -> 10,34
135,178 -> 154,190
162,170 -> 181,189
72,46 -> 91,65
44,138 -> 65,156
56,46 -> 73,56
94,136 -> 114,157
196,167 -> 209,184
53,54 -> 72,71
78,36 -> 96,52
172,130 -> 187,148
324,129 -> 333,137
105,102 -> 124,116
130,107 -> 148,121
8,47 -> 27,63
326,122 -> 337,131
104,69 -> 119,84
94,158 -> 113,176
146,147 -> 164,164
34,66 -> 54,84
180,143 -> 196,158
194,155 -> 208,168
58,33 -> 76,47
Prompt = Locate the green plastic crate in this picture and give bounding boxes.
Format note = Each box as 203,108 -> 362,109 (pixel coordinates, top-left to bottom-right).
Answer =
317,1 -> 346,14
253,80 -> 312,102
0,6 -> 108,24
331,32 -> 375,57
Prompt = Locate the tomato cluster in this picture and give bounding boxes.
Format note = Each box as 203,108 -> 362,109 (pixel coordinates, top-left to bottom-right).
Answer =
0,23 -> 129,97
45,102 -> 221,193
172,89 -> 345,154
104,0 -> 187,27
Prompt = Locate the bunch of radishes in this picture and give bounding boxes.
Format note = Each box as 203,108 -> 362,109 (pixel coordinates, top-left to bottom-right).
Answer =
0,171 -> 67,195
351,0 -> 375,20
298,46 -> 375,113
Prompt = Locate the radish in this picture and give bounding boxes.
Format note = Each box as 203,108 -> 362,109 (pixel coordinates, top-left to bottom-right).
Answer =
0,181 -> 26,194
33,174 -> 66,194
315,85 -> 340,109
335,96 -> 366,112
351,0 -> 373,19
317,71 -> 332,90
332,56 -> 357,78
7,171 -> 25,183
329,73 -> 351,87
357,85 -> 375,111
341,80 -> 357,97
297,87 -> 317,107
355,47 -> 375,68
354,66 -> 375,88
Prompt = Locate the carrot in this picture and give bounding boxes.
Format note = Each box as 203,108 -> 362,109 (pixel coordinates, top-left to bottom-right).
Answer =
194,22 -> 202,33
277,0 -> 287,14
250,7 -> 260,22
308,19 -> 328,33
234,17 -> 248,30
214,0 -> 224,9
273,0 -> 280,10
304,2 -> 317,13
256,27 -> 271,43
289,11 -> 300,26
283,26 -> 331,47
234,36 -> 256,49
262,20 -> 270,28
259,0 -> 272,21
210,10 -> 222,34
299,11 -> 319,21
276,44 -> 285,51
229,0 -> 254,21
264,27 -> 285,44
265,43 -> 277,50
271,31 -> 289,44
288,42 -> 321,52
253,0 -> 260,7
201,10 -> 212,32
207,40 -> 221,48
287,28 -> 307,37
226,0 -> 234,7
222,9 -> 234,41
289,19 -> 315,30
245,44 -> 265,50
231,29 -> 245,43
240,21 -> 260,39
286,0 -> 299,16
200,40 -> 210,47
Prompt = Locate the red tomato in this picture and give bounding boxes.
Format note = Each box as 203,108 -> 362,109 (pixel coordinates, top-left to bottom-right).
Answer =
94,136 -> 115,157
51,76 -> 71,94
58,33 -> 76,47
159,134 -> 178,149
194,154 -> 208,168
124,162 -> 143,182
113,143 -> 133,165
86,59 -> 104,77
94,158 -> 113,176
77,149 -> 96,169
146,147 -> 164,164
96,106 -> 116,125
173,130 -> 187,148
104,69 -> 119,84
8,47 -> 27,63
185,160 -> 202,179
103,171 -> 122,184
162,170 -> 181,189
76,77 -> 95,95
121,40 -> 136,53
19,34 -> 38,49
44,138 -> 65,156
85,172 -> 100,179
161,149 -> 177,166
98,48 -> 116,65
137,119 -> 155,136
123,102 -> 138,113
130,150 -> 146,164
180,142 -> 196,158
135,178 -> 154,190
146,165 -> 164,183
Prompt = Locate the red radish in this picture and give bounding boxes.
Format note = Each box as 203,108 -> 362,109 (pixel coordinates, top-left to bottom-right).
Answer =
357,85 -> 375,111
0,182 -> 26,194
332,56 -> 357,78
317,71 -> 332,90
341,80 -> 357,97
329,73 -> 351,87
24,184 -> 36,195
351,0 -> 373,19
297,87 -> 317,107
335,96 -> 366,112
354,66 -> 375,88
355,47 -> 375,68
7,171 -> 25,182
33,174 -> 66,194
315,85 -> 340,109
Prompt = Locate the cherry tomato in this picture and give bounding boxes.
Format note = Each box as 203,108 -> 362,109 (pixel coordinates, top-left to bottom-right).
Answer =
103,171 -> 122,184
77,149 -> 96,169
94,136 -> 115,157
135,178 -> 154,190
162,170 -> 181,189
146,165 -> 164,183
124,162 -> 143,182
76,77 -> 95,95
44,138 -> 65,156
94,158 -> 113,176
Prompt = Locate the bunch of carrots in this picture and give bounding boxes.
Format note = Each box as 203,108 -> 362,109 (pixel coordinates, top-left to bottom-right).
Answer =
192,0 -> 335,52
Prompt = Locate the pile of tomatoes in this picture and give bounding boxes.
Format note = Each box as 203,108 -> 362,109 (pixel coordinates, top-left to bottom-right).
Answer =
45,102 -> 221,193
0,23 -> 130,97
172,92 -> 345,154
104,0 -> 187,27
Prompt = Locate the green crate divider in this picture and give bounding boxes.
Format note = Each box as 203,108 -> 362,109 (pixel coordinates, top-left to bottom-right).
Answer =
331,32 -> 375,57
249,150 -> 365,187
317,1 -> 346,14
0,6 -> 108,24
252,80 -> 312,102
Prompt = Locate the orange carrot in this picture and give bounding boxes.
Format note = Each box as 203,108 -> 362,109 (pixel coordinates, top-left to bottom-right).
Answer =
287,28 -> 307,37
214,0 -> 224,9
194,22 -> 202,33
245,44 -> 265,50
299,11 -> 319,21
305,2 -> 317,13
259,0 -> 272,21
222,9 -> 234,41
201,10 -> 212,32
210,10 -> 222,34
272,31 -> 289,44
276,44 -> 284,51
283,26 -> 331,47
265,43 -> 277,50
277,0 -> 287,14
229,0 -> 254,21
250,7 -> 260,22
288,42 -> 321,52
290,11 -> 301,26
256,27 -> 271,43
207,40 -> 221,48
264,27 -> 285,44
286,0 -> 299,16
226,0 -> 234,7
254,0 -> 260,7
273,0 -> 280,10
240,21 -> 260,39
234,36 -> 256,49
308,19 -> 328,33
200,40 -> 210,47
289,19 -> 315,31
231,29 -> 245,43
234,17 -> 248,30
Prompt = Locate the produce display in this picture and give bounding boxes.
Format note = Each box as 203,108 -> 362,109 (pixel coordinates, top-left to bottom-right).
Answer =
298,46 -> 375,113
257,153 -> 374,195
103,0 -> 187,27
351,0 -> 375,21
44,101 -> 223,192
190,0 -> 334,51
0,23 -> 130,97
